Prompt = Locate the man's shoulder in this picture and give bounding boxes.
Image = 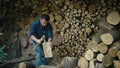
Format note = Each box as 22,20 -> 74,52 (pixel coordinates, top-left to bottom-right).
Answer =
31,20 -> 39,26
47,23 -> 52,28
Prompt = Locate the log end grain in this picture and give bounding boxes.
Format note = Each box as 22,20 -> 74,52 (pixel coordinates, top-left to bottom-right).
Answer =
107,11 -> 120,25
101,33 -> 113,45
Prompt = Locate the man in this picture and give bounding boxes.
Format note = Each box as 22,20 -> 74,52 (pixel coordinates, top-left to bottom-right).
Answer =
29,14 -> 53,68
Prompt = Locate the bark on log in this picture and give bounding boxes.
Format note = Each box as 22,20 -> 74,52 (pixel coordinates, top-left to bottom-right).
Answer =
95,62 -> 105,68
107,11 -> 120,25
97,18 -> 114,31
102,54 -> 113,67
101,30 -> 120,45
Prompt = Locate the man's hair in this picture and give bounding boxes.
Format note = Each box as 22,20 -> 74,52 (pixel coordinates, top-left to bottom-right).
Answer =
41,14 -> 50,21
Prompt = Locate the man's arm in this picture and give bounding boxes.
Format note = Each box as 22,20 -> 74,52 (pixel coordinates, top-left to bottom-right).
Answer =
29,22 -> 43,44
31,35 -> 43,43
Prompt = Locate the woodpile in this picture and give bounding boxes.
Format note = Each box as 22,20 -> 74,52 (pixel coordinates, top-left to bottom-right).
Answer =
14,0 -> 120,67
0,0 -> 120,68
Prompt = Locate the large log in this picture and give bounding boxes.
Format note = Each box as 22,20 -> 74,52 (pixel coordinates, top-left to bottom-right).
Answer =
78,57 -> 88,68
102,54 -> 113,67
107,11 -> 120,25
114,60 -> 120,68
101,30 -> 120,45
85,50 -> 94,60
108,42 -> 120,57
98,43 -> 108,54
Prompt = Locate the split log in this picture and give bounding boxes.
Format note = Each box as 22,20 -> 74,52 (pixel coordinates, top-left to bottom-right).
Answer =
91,39 -> 99,52
85,50 -> 94,60
101,30 -> 120,45
102,54 -> 113,67
19,62 -> 26,68
114,60 -> 120,68
97,53 -> 104,62
89,59 -> 95,68
107,11 -> 120,25
108,42 -> 120,57
98,43 -> 108,54
117,51 -> 120,59
78,57 -> 88,68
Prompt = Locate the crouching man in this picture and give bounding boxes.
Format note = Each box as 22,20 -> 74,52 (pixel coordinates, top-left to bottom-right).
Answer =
29,14 -> 53,68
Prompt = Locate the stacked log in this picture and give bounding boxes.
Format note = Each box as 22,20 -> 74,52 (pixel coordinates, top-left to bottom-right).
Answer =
81,10 -> 120,68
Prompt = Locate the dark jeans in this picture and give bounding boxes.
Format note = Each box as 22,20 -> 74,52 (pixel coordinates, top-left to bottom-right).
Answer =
32,42 -> 49,68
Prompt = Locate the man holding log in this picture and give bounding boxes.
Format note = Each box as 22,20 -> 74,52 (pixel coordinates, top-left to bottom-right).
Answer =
29,14 -> 53,68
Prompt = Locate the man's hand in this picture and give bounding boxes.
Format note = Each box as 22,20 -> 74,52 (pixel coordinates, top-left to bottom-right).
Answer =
36,38 -> 43,44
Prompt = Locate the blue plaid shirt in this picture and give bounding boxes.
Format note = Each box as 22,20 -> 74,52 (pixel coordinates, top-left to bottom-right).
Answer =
29,20 -> 53,43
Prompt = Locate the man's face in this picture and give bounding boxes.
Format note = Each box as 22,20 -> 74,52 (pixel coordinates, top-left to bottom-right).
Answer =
40,19 -> 48,27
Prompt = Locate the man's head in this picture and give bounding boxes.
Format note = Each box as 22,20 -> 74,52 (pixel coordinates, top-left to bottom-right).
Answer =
40,14 -> 50,27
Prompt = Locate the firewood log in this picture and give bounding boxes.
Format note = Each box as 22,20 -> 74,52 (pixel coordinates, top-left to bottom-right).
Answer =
98,43 -> 108,54
114,60 -> 120,68
107,11 -> 120,25
101,30 -> 120,45
89,59 -> 95,68
117,51 -> 120,59
19,62 -> 26,68
102,54 -> 113,67
95,62 -> 105,68
97,53 -> 104,62
108,42 -> 120,57
85,50 -> 94,60
78,57 -> 88,68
